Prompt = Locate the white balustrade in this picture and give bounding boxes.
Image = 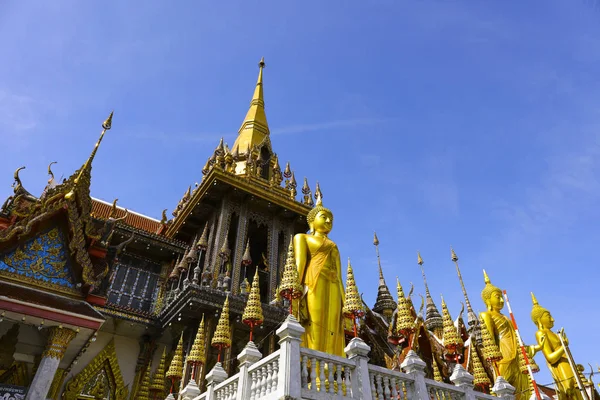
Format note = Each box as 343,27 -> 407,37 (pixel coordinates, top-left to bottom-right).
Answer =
213,375 -> 239,400
299,347 -> 355,399
247,351 -> 281,399
368,364 -> 415,400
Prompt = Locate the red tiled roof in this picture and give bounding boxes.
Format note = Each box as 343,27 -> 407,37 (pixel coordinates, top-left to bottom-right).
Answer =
91,198 -> 162,234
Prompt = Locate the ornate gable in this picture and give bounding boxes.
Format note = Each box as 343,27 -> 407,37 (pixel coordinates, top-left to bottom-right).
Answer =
0,226 -> 77,295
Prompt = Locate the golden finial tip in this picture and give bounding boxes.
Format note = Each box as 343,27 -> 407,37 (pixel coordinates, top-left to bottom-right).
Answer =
451,247 -> 458,262
259,57 -> 265,68
417,251 -> 423,265
102,111 -> 113,130
373,232 -> 380,246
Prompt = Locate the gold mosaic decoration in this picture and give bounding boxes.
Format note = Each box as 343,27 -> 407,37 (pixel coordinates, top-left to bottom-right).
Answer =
150,348 -> 167,394
63,339 -> 128,400
42,327 -> 77,360
212,295 -> 232,349
242,268 -> 264,339
165,333 -> 184,381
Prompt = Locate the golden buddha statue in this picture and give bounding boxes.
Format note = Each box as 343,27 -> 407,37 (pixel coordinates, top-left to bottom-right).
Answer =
479,270 -> 529,400
293,194 -> 345,357
531,292 -> 583,400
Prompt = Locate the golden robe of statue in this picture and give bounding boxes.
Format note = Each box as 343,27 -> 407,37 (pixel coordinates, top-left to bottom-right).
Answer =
480,271 -> 530,400
530,293 -> 583,400
293,196 -> 345,357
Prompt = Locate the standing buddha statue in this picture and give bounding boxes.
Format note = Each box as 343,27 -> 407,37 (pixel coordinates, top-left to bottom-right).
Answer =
479,270 -> 530,400
530,292 -> 583,400
293,194 -> 345,357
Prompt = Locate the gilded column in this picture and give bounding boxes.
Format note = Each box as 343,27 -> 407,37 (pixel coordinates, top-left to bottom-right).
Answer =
231,203 -> 249,295
25,327 -> 77,400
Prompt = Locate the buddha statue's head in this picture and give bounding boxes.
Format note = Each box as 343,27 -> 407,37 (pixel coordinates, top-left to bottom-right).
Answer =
481,269 -> 504,311
307,193 -> 333,236
531,292 -> 554,329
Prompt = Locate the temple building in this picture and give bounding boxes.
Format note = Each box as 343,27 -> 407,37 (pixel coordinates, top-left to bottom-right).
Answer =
0,59 -> 598,400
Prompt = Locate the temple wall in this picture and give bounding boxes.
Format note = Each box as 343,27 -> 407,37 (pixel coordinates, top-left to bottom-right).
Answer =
58,331 -> 140,396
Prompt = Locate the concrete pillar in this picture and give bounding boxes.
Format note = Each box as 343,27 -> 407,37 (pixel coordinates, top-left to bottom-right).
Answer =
493,376 -> 516,400
400,350 -> 428,400
274,314 -> 304,399
235,341 -> 262,400
205,362 -> 228,400
25,327 -> 77,400
450,363 -> 476,400
345,337 -> 373,400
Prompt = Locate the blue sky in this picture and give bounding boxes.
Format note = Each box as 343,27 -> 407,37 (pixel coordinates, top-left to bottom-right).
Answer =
2,0 -> 599,385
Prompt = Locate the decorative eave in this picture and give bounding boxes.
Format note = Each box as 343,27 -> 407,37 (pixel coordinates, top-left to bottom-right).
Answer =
109,224 -> 187,254
94,304 -> 159,326
166,168 -> 311,237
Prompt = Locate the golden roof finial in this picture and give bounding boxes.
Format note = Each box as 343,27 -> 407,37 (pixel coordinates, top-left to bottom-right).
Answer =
315,181 -> 323,199
373,232 -> 380,246
212,295 -> 232,357
188,315 -> 206,365
315,191 -> 323,206
65,111 -> 113,200
166,333 -> 184,382
417,251 -> 423,265
343,258 -> 365,337
242,268 -> 264,341
232,58 -> 269,153
451,247 -> 458,262
47,161 -> 57,180
149,347 -> 167,394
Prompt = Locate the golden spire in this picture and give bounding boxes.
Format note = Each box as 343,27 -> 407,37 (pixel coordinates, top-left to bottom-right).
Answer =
150,348 -> 167,394
479,316 -> 502,372
418,253 -> 443,335
531,292 -> 539,306
188,315 -> 206,365
343,259 -> 364,337
315,181 -> 323,199
279,239 -> 303,314
166,333 -> 184,382
212,295 -> 232,361
65,111 -> 113,200
471,347 -> 491,388
449,247 -> 478,333
232,58 -> 269,154
395,277 -> 415,336
196,223 -> 209,250
432,357 -> 443,382
441,296 -> 463,352
137,362 -> 151,400
242,268 -> 264,341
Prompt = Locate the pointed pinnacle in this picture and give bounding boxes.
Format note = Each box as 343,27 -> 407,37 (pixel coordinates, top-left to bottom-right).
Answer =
102,111 -> 113,130
373,232 -> 380,246
451,247 -> 458,262
417,252 -> 424,265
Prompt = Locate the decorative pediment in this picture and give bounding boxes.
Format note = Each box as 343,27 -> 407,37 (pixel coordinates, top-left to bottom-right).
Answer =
63,340 -> 128,400
0,227 -> 77,295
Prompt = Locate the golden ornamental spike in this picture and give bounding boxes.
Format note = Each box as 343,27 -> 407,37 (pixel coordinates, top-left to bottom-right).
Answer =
187,315 -> 206,381
451,247 -> 458,262
136,361 -> 151,400
279,239 -> 303,314
197,223 -> 209,250
211,295 -> 232,362
373,232 -> 380,246
395,277 -> 415,338
441,296 -> 463,361
483,269 -> 491,285
314,181 -> 323,199
342,259 -> 365,337
149,348 -> 167,394
432,357 -> 443,382
471,346 -> 491,389
242,268 -> 264,341
65,111 -> 113,200
417,252 -> 424,265
479,316 -> 502,377
531,292 -> 539,306
165,333 -> 184,393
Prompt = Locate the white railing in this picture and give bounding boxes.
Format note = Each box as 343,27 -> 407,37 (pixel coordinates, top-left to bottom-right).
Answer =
300,347 -> 355,399
182,315 -> 514,400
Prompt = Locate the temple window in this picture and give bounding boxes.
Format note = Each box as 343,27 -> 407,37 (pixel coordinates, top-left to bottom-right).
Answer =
107,254 -> 161,313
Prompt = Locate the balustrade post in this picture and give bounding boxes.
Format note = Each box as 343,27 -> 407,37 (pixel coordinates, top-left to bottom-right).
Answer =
178,378 -> 201,400
400,350 -> 428,400
235,341 -> 263,400
275,314 -> 304,399
492,376 -> 516,400
205,362 -> 228,400
450,364 -> 476,400
345,337 -> 373,400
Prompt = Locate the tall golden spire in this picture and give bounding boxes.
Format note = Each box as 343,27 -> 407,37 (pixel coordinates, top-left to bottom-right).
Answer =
342,259 -> 365,337
450,247 -> 479,335
166,333 -> 184,392
441,296 -> 463,357
417,253 -> 443,336
212,295 -> 232,362
232,58 -> 269,154
242,268 -> 264,341
187,315 -> 206,381
150,348 -> 167,395
471,346 -> 491,389
395,277 -> 415,337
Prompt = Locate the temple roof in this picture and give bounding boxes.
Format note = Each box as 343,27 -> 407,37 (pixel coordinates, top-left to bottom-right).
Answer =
232,58 -> 270,154
91,198 -> 162,234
